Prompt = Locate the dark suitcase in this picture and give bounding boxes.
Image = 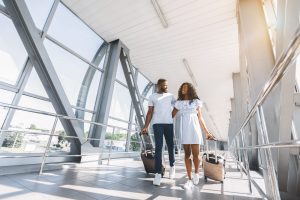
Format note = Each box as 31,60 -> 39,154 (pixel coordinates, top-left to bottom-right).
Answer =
140,133 -> 165,177
203,140 -> 225,183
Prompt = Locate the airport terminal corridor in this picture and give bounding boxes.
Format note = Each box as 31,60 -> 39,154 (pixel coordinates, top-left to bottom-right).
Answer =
0,0 -> 300,199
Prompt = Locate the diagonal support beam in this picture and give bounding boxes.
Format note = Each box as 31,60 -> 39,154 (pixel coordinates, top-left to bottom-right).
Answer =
119,48 -> 145,129
4,0 -> 85,154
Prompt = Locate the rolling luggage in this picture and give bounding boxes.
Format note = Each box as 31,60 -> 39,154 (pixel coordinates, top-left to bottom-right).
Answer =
140,132 -> 165,177
203,140 -> 225,183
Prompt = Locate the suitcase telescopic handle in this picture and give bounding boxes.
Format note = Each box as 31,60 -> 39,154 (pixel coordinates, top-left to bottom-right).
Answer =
206,139 -> 218,164
139,132 -> 146,151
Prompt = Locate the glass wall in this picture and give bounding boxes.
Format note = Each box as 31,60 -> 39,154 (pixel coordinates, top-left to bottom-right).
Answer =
0,15 -> 28,85
0,1 -> 153,159
25,0 -> 54,30
0,1 -> 108,156
47,3 -> 104,62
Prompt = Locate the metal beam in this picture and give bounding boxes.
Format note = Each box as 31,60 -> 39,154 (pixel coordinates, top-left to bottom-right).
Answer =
125,70 -> 138,152
3,0 -> 85,155
90,40 -> 121,147
0,4 -> 9,16
0,82 -> 18,93
119,48 -> 145,129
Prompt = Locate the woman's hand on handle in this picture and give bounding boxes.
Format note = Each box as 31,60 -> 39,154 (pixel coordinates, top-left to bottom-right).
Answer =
206,132 -> 216,140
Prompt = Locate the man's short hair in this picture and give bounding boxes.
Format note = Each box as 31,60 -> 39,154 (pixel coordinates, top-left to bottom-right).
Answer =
157,79 -> 167,85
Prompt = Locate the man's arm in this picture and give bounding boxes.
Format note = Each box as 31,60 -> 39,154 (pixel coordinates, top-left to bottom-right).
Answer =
141,106 -> 154,134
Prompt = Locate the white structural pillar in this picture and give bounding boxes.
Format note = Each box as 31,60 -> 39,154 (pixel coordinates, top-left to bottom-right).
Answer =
238,0 -> 279,197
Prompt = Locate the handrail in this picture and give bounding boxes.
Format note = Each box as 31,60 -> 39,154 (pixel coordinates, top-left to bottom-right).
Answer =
0,101 -> 145,174
0,129 -> 139,143
231,140 -> 300,150
0,102 -> 136,132
0,152 -> 139,159
228,27 -> 300,199
230,26 -> 300,146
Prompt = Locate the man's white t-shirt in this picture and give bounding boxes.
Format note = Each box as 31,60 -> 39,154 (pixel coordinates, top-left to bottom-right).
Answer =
148,92 -> 176,124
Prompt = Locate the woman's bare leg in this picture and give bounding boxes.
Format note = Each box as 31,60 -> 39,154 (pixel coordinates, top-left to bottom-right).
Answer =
191,144 -> 200,174
183,144 -> 192,180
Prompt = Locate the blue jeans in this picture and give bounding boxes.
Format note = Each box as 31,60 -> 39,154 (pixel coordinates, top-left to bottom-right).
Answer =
153,124 -> 175,174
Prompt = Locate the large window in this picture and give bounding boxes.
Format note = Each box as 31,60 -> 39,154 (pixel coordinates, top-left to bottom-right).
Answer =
109,82 -> 132,121
25,0 -> 54,30
0,15 -> 28,85
18,95 -> 55,113
116,60 -> 127,85
1,109 -> 56,153
0,89 -> 15,104
44,39 -> 101,109
105,118 -> 129,152
137,72 -> 151,95
47,3 -> 104,62
24,68 -> 49,97
0,1 -> 154,157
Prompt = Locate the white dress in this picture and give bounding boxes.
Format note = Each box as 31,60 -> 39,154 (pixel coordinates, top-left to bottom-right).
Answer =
175,99 -> 204,145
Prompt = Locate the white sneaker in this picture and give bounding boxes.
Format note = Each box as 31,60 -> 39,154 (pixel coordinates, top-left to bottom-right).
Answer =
193,173 -> 199,185
184,180 -> 194,190
169,166 -> 175,179
153,173 -> 161,186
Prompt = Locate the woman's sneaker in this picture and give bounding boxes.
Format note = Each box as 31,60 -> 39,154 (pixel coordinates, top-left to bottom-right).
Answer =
193,173 -> 200,185
184,180 -> 194,190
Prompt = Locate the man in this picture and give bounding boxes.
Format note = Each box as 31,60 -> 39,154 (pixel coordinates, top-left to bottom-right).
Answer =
141,79 -> 176,186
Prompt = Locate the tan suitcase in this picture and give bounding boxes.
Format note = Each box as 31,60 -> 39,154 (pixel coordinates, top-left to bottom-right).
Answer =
203,140 -> 225,183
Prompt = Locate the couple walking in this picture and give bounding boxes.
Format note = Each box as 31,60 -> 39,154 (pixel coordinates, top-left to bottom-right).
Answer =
141,79 -> 214,189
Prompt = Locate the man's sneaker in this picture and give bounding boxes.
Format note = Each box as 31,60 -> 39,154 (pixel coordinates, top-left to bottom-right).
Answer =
184,180 -> 194,190
169,166 -> 175,179
193,173 -> 200,185
153,173 -> 161,186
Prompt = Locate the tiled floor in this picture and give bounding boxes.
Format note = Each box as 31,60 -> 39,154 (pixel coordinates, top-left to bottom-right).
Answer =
0,155 -> 264,200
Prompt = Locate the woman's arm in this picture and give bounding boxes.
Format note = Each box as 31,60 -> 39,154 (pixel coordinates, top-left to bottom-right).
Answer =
197,108 -> 214,139
172,108 -> 178,118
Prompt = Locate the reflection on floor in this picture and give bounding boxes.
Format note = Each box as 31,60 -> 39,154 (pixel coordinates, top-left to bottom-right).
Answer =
0,154 -> 264,200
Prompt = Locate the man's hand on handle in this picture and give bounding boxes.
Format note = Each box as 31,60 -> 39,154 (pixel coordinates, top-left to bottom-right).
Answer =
141,127 -> 148,135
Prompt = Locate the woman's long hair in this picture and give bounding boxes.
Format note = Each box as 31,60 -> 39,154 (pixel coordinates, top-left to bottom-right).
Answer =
177,82 -> 199,104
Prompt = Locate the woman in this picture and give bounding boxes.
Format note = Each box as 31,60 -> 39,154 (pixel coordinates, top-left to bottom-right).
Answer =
172,82 -> 214,189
